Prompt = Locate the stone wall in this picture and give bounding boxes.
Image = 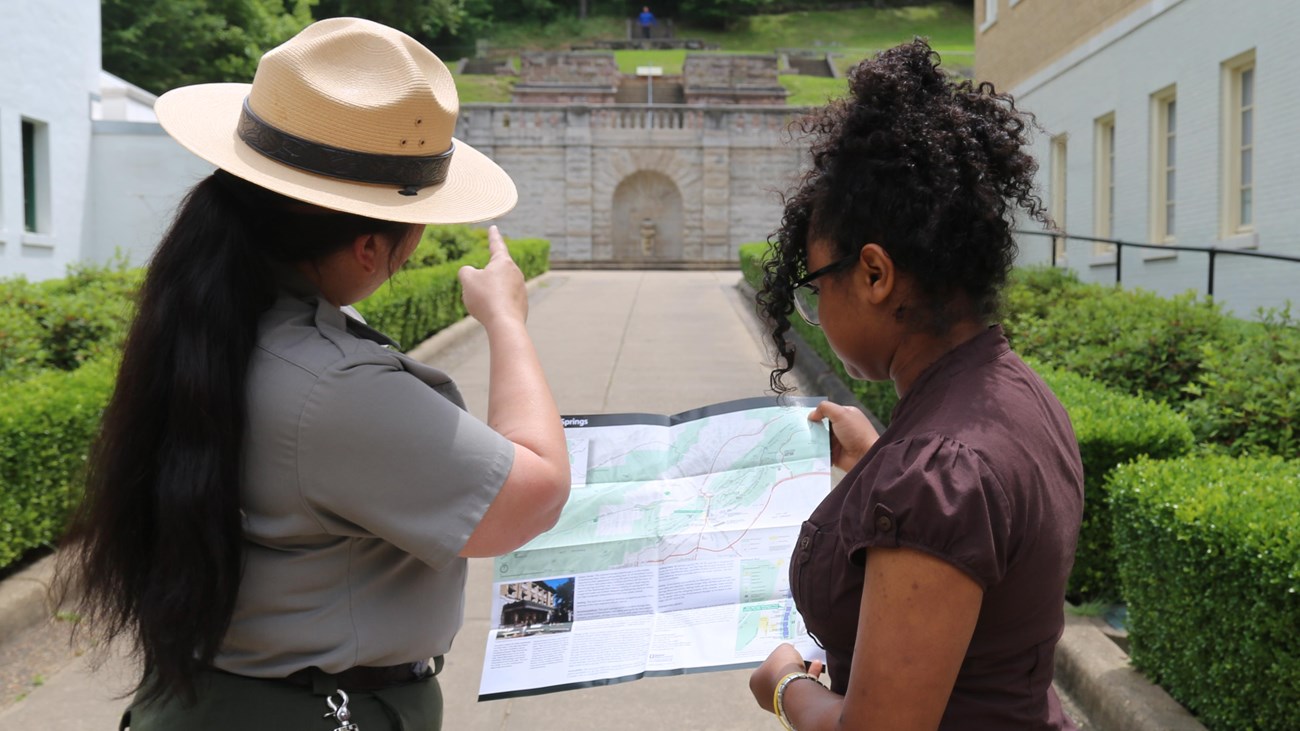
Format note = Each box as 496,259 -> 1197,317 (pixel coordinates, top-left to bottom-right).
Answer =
511,52 -> 620,105
457,104 -> 808,266
683,55 -> 788,106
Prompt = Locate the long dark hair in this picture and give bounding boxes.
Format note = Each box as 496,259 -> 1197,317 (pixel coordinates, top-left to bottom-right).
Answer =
758,39 -> 1048,393
59,170 -> 414,703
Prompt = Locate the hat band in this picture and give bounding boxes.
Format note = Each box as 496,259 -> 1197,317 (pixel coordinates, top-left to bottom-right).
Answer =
237,99 -> 453,196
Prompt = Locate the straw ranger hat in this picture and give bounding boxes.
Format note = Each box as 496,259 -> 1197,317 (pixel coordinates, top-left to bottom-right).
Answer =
155,17 -> 516,224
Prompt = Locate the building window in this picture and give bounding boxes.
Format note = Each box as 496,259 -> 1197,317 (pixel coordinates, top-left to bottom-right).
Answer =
1150,87 -> 1177,243
1221,51 -> 1255,238
21,119 -> 49,235
980,0 -> 998,32
1050,134 -> 1067,261
1094,114 -> 1116,254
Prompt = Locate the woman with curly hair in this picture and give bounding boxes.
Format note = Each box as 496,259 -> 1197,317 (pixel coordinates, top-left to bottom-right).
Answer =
747,40 -> 1084,730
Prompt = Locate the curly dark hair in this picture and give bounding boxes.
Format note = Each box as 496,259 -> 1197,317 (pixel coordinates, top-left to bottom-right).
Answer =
758,38 -> 1048,393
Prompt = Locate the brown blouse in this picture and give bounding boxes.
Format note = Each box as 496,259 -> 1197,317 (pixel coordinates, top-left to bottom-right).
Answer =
791,326 -> 1083,730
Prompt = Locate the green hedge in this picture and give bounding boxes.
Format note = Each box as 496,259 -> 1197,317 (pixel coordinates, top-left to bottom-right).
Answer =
358,237 -> 550,349
740,242 -> 1196,600
1110,455 -> 1300,731
0,359 -> 116,567
1183,307 -> 1300,458
1008,282 -> 1228,407
0,265 -> 139,379
1030,362 -> 1194,600
1004,267 -> 1300,460
407,224 -> 490,268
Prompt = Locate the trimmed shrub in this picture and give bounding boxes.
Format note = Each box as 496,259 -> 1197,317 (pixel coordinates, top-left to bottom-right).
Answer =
1011,287 -> 1228,407
1030,362 -> 1195,600
358,237 -> 550,351
1184,307 -> 1300,459
406,224 -> 490,269
0,264 -> 138,376
1110,455 -> 1300,731
0,297 -> 47,380
0,359 -> 116,567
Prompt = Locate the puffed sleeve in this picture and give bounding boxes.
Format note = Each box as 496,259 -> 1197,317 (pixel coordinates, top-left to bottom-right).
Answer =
295,355 -> 515,570
838,434 -> 1012,589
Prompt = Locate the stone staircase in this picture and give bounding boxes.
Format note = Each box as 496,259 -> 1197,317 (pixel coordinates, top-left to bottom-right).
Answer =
616,77 -> 686,104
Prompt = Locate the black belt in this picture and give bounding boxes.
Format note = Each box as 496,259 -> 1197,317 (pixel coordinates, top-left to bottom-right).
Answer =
282,656 -> 442,693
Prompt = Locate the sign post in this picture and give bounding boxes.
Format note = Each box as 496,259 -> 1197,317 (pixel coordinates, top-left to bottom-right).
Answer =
635,65 -> 664,105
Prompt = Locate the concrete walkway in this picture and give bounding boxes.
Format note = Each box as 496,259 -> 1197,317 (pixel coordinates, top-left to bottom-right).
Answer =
0,270 -> 802,730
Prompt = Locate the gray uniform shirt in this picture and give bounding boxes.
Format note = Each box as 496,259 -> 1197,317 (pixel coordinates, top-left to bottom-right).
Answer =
215,283 -> 514,677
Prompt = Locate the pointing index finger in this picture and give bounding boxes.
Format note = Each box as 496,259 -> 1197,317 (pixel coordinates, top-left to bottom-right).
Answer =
487,225 -> 510,261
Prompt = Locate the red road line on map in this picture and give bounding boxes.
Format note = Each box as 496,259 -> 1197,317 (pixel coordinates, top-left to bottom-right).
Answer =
645,470 -> 830,563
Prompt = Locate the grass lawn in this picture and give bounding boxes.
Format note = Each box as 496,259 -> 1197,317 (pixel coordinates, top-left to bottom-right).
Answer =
453,73 -> 516,103
780,74 -> 849,107
482,15 -> 626,52
692,3 -> 973,55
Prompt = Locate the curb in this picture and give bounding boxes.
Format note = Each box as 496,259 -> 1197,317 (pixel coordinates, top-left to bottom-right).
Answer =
1056,614 -> 1207,731
0,555 -> 59,649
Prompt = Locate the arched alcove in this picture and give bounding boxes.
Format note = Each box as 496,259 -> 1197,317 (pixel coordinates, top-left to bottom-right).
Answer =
611,170 -> 684,262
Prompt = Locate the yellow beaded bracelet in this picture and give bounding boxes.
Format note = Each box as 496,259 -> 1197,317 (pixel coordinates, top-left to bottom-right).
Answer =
773,671 -> 817,731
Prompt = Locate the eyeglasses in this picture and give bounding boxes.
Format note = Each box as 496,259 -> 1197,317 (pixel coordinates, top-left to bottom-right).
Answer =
791,253 -> 858,326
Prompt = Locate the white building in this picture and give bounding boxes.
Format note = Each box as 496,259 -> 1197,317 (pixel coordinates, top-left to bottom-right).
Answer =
0,0 -> 208,281
976,0 -> 1299,316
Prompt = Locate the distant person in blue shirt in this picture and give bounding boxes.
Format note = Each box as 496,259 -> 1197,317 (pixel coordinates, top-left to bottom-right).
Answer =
639,6 -> 655,39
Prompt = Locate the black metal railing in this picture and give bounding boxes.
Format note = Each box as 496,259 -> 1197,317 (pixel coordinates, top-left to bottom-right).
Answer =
1015,229 -> 1300,298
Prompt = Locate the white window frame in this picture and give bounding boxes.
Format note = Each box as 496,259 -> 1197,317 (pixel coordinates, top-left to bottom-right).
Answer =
20,118 -> 53,238
1093,113 -> 1116,256
980,0 -> 998,32
1220,49 -> 1256,241
1050,133 -> 1068,262
1149,86 -> 1177,246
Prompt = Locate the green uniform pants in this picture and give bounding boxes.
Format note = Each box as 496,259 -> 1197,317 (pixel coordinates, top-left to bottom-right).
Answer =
120,666 -> 443,731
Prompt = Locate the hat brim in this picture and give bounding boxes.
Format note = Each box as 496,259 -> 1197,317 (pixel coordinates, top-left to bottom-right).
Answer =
156,83 -> 517,225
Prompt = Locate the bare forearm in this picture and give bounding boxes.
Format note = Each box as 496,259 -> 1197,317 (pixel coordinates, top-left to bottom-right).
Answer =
783,679 -> 848,731
484,320 -> 565,464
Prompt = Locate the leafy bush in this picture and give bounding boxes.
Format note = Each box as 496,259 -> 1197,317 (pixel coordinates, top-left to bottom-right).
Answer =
1010,286 -> 1228,406
0,263 -> 138,376
406,225 -> 491,269
1184,307 -> 1300,459
1031,362 -> 1195,600
1001,265 -> 1091,341
1110,455 -> 1300,731
359,237 -> 551,351
0,294 -> 48,380
0,359 -> 116,567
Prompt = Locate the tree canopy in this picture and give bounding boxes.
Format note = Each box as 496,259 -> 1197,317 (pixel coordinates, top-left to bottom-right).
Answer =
102,0 -> 316,95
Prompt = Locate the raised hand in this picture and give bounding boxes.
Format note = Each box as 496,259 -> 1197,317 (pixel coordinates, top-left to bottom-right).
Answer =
808,400 -> 879,472
458,225 -> 527,329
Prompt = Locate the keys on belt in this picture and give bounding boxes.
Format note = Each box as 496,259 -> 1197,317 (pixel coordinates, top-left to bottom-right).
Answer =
323,689 -> 359,731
